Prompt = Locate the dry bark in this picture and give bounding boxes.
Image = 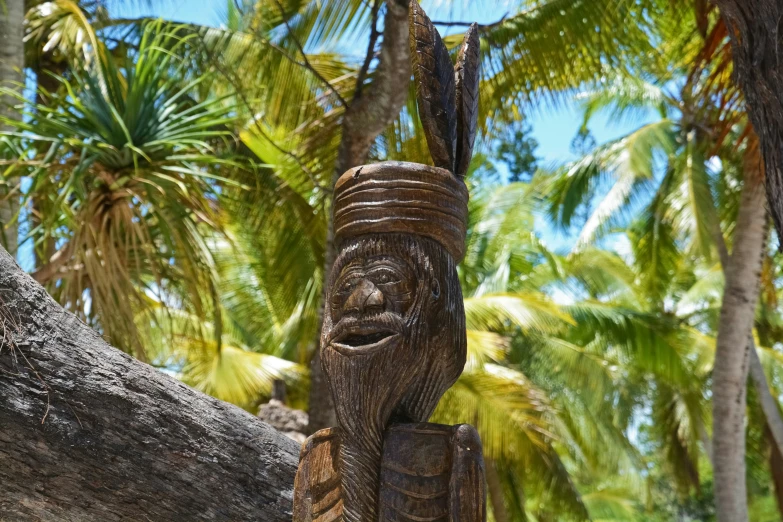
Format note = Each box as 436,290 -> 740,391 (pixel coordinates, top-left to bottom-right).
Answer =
0,246 -> 299,521
308,0 -> 412,433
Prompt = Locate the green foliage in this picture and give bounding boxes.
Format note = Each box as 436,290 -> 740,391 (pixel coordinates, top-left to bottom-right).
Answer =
495,121 -> 539,183
7,0 -> 783,519
1,21 -> 238,358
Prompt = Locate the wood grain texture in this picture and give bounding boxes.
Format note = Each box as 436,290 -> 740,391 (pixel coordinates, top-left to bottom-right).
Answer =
297,7 -> 485,516
320,231 -> 466,521
293,158 -> 483,520
309,0 -> 411,437
294,428 -> 344,522
294,423 -> 486,522
454,24 -> 481,178
449,424 -> 487,521
0,246 -> 299,521
333,162 -> 469,262
409,0 -> 458,172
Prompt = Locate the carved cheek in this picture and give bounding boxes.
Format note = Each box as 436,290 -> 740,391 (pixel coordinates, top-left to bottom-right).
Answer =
374,281 -> 415,316
329,281 -> 355,322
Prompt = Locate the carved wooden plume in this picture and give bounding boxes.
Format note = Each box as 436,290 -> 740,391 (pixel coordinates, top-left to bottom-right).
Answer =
409,1 -> 481,177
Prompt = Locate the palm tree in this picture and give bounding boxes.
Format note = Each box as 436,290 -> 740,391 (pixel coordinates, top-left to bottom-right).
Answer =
429,177 -> 714,520
12,2 -> 782,518
544,5 -> 778,516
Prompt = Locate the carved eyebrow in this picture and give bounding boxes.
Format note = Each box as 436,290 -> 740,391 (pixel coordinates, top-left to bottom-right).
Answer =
336,258 -> 365,271
366,264 -> 406,276
333,264 -> 364,284
365,255 -> 415,270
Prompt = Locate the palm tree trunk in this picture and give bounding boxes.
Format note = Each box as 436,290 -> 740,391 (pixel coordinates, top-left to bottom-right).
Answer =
0,0 -> 24,256
307,0 -> 411,433
767,424 -> 783,521
712,138 -> 767,522
485,459 -> 512,522
749,343 -> 783,451
713,195 -> 783,464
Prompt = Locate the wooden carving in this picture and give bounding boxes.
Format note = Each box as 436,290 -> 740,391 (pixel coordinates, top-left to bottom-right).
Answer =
294,3 -> 484,521
454,24 -> 480,178
410,0 -> 458,171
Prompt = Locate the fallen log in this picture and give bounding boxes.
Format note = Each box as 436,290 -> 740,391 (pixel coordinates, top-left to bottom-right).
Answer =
0,246 -> 298,521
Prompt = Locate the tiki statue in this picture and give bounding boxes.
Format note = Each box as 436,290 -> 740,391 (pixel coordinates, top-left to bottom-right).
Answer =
293,3 -> 484,521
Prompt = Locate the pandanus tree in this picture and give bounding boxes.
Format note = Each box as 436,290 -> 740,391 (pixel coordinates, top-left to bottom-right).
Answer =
0,22 -> 240,359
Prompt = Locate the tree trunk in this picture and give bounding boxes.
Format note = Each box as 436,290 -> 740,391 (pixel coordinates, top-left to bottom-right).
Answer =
710,148 -> 783,488
308,0 -> 412,433
713,0 -> 783,244
766,424 -> 783,522
485,459 -> 511,522
749,343 -> 783,452
0,0 -> 24,256
712,141 -> 767,522
0,246 -> 299,521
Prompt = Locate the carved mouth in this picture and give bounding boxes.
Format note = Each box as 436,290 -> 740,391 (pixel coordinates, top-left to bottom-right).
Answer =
330,325 -> 400,356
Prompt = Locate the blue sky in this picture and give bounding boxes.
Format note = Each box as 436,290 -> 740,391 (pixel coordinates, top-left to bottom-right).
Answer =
112,0 -> 656,252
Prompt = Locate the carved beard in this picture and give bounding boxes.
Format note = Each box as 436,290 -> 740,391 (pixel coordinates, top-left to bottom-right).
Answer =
321,234 -> 466,522
321,326 -> 421,522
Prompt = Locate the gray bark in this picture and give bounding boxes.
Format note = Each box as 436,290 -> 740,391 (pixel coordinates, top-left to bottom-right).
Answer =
308,0 -> 412,433
0,0 -> 23,255
0,246 -> 299,521
712,193 -> 783,463
712,149 -> 768,522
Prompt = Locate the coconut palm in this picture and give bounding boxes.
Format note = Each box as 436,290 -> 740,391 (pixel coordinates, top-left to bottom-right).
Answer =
543,4 -> 783,516
429,178 -> 713,520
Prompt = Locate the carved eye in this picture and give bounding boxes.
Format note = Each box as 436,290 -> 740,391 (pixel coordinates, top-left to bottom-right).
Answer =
371,267 -> 401,286
431,280 -> 440,299
339,279 -> 356,294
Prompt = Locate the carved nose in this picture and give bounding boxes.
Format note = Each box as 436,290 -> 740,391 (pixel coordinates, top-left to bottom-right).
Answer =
344,279 -> 385,314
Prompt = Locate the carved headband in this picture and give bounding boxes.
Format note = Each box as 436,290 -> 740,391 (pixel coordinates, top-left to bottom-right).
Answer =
333,161 -> 469,262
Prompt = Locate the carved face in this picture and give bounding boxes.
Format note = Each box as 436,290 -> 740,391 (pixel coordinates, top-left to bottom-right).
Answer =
327,253 -> 416,357
321,233 -> 466,436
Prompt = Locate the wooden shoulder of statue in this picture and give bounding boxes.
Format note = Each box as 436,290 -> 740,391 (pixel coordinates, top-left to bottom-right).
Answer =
293,3 -> 484,521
